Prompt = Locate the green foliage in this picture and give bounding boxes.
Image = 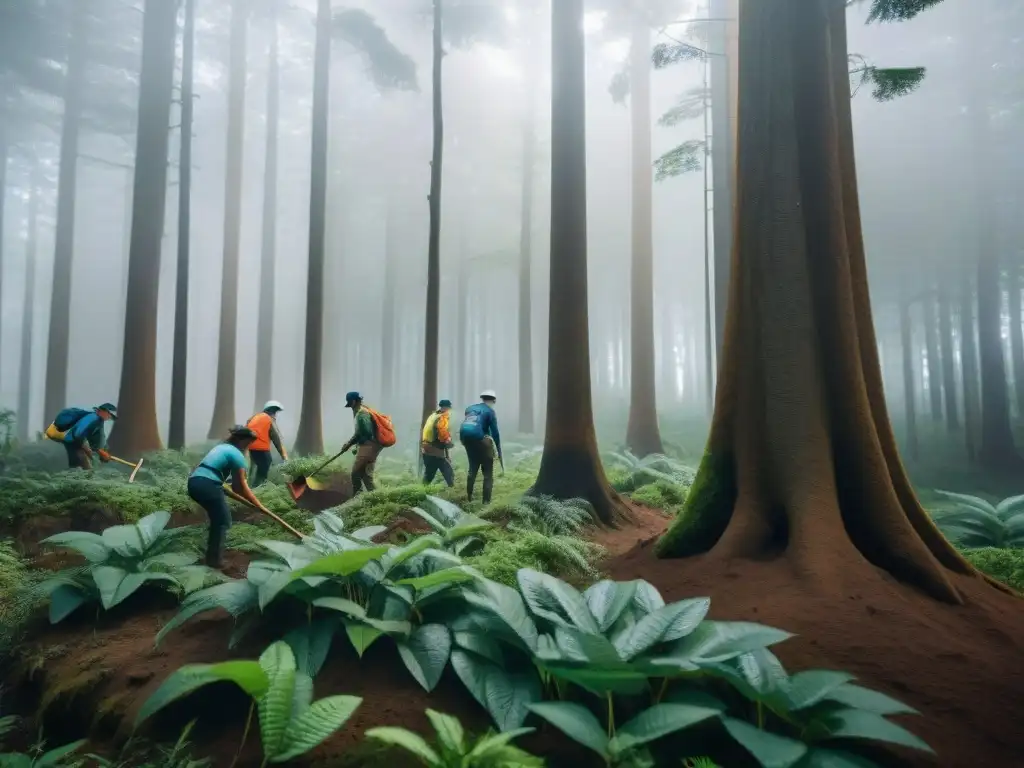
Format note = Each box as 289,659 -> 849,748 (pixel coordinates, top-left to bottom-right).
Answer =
629,481 -> 686,512
659,88 -> 707,128
961,547 -> 1024,591
407,497 -> 494,557
37,511 -> 207,623
335,485 -> 430,530
926,490 -> 1024,548
606,452 -> 696,493
654,142 -> 705,181
0,409 -> 15,456
0,715 -> 87,767
657,450 -> 736,559
137,641 -> 361,764
849,59 -> 927,102
487,495 -> 593,538
651,41 -> 705,69
332,9 -> 419,92
467,532 -> 603,586
0,540 -> 42,652
856,0 -> 946,23
366,709 -> 542,767
88,720 -> 211,768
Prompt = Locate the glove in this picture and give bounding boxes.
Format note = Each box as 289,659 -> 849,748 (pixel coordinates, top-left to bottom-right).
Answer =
98,449 -> 111,463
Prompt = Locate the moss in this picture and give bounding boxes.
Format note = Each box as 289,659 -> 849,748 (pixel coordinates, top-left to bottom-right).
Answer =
629,480 -> 688,512
469,530 -> 604,586
0,540 -> 42,653
656,450 -> 737,558
962,547 -> 1024,591
37,663 -> 112,716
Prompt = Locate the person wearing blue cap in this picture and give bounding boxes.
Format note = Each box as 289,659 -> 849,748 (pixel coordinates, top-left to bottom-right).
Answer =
44,402 -> 117,470
421,399 -> 454,487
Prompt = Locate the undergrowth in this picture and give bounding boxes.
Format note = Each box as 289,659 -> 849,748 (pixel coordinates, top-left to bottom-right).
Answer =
962,547 -> 1024,591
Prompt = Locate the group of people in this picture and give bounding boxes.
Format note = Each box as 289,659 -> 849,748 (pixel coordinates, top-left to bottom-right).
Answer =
45,390 -> 504,570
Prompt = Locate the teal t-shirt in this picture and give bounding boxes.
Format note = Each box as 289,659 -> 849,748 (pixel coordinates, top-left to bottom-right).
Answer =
191,443 -> 248,483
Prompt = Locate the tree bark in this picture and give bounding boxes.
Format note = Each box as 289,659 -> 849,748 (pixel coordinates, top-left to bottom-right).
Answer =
44,1 -> 88,421
936,272 -> 959,431
456,245 -> 468,407
1008,253 -> 1024,417
709,0 -> 734,365
0,126 -> 7,371
899,284 -> 918,462
922,289 -> 943,421
207,0 -> 248,439
169,0 -> 196,450
17,157 -> 41,442
108,0 -> 178,456
381,204 -> 397,406
293,0 -> 331,455
531,0 -> 626,525
657,0 -> 998,604
959,264 -> 980,461
517,55 -> 538,435
625,13 -> 663,457
254,0 -> 280,412
421,0 -> 444,424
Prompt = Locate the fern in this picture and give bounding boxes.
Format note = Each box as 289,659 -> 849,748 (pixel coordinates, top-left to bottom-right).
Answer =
495,495 -> 593,537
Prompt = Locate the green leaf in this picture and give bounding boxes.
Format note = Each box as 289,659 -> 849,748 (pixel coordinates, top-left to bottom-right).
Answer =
48,584 -> 88,624
785,671 -> 856,711
666,621 -> 793,664
517,569 -> 600,633
453,631 -> 504,665
544,666 -> 649,696
35,738 -> 87,766
365,727 -> 441,765
632,581 -> 666,615
425,709 -> 466,755
258,642 -> 299,758
451,649 -> 542,732
616,598 -> 711,660
610,703 -> 721,756
93,567 -> 177,610
546,625 -> 624,666
583,580 -> 637,632
312,596 -> 367,619
396,566 -> 479,592
722,717 -> 809,768
820,709 -> 933,752
464,581 -> 539,651
0,754 -> 33,768
136,661 -> 267,725
465,727 -> 536,760
794,748 -> 879,768
272,695 -> 362,762
156,580 -> 257,646
344,620 -> 385,657
407,507 -> 449,535
527,702 -> 609,757
397,624 -> 452,692
384,535 -> 445,573
293,546 -> 390,579
102,511 -> 171,557
821,684 -> 918,715
40,531 -> 110,562
284,617 -> 339,678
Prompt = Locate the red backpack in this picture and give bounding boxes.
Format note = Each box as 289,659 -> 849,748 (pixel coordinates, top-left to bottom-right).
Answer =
364,407 -> 397,447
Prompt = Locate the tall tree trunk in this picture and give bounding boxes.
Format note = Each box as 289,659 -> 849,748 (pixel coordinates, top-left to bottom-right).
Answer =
0,125 -> 7,369
456,244 -> 468,407
17,157 -> 41,442
709,0 -> 734,364
169,0 -> 196,450
659,297 -> 675,401
625,14 -> 663,457
517,54 -> 538,435
421,0 -> 444,423
381,205 -> 397,405
899,283 -> 919,462
207,0 -> 248,438
658,0 -> 995,604
254,1 -> 280,412
531,0 -> 625,524
293,0 -> 330,455
108,0 -> 178,455
936,272 -> 959,431
959,265 -> 980,460
976,244 -> 1019,467
44,1 -> 88,420
1008,253 -> 1024,416
922,290 -> 942,420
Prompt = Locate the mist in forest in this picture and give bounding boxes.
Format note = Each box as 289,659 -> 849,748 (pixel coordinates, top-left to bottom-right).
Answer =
0,0 -> 1019,471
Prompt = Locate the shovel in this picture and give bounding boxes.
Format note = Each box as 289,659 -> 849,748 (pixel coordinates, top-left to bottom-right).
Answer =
222,484 -> 304,540
107,454 -> 145,483
287,449 -> 346,501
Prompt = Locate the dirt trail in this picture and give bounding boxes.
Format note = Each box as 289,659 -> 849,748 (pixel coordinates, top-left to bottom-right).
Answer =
588,502 -> 670,558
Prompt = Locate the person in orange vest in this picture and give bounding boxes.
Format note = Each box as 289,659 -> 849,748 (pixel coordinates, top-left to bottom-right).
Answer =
245,400 -> 288,486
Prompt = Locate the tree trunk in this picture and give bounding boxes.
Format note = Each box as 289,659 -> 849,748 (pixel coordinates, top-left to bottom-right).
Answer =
0,126 -> 7,370
625,14 -> 663,457
531,0 -> 626,524
517,54 -> 538,435
659,297 -> 676,402
1008,253 -> 1024,417
936,273 -> 959,431
107,0 -> 178,455
17,157 -> 41,442
381,205 -> 397,406
169,0 -> 196,450
959,265 -> 980,461
922,289 -> 943,420
709,0 -> 734,364
899,283 -> 919,462
456,246 -> 468,407
44,1 -> 88,421
207,0 -> 248,438
421,0 -> 444,424
254,1 -> 280,412
293,0 -> 331,455
657,0 -> 998,605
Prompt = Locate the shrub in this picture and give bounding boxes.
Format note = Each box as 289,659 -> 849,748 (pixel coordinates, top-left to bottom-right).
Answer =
0,540 -> 43,653
0,714 -> 87,767
604,451 -> 696,494
962,547 -> 1024,590
629,480 -> 687,511
486,495 -> 593,538
927,490 -> 1024,548
468,531 -> 603,586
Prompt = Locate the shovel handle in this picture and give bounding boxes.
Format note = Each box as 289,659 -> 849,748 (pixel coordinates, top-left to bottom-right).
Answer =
304,449 -> 347,480
108,455 -> 137,468
222,485 -> 304,540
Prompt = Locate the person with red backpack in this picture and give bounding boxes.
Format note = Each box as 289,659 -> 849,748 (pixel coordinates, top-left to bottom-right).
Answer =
44,403 -> 117,470
340,391 -> 396,495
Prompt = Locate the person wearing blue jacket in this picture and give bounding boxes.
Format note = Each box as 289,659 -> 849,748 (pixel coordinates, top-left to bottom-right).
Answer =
44,403 -> 117,470
459,390 -> 503,504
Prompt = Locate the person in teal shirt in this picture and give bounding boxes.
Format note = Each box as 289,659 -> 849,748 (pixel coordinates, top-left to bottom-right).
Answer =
187,425 -> 272,568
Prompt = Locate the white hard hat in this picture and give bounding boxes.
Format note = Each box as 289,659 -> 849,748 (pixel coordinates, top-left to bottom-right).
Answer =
264,400 -> 284,412
480,390 -> 497,401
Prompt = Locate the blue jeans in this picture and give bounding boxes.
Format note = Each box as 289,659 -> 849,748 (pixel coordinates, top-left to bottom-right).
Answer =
187,476 -> 232,567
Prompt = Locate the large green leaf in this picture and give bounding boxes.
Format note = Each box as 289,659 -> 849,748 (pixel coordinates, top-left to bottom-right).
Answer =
143,552 -> 200,570
102,511 -> 171,557
396,565 -> 479,592
610,703 -> 721,756
466,727 -> 536,760
273,694 -> 362,762
794,749 -> 879,768
34,738 -> 87,767
545,665 -> 650,696
384,536 -> 444,572
784,671 -> 856,711
583,580 -> 638,632
365,727 -> 441,765
615,598 -> 711,660
517,569 -> 600,634
632,580 -> 666,615
284,617 -> 339,677
664,621 -> 793,664
93,567 -> 178,610
994,493 -> 1024,521
546,625 -> 624,666
722,717 -> 808,768
526,702 -> 609,757
424,495 -> 464,525
425,708 -> 466,755
453,630 -> 505,665
40,532 -> 109,563
933,490 -> 997,516
699,649 -> 790,704
820,684 -> 917,716
344,620 -> 385,657
259,642 -> 299,758
136,661 -> 268,725
47,584 -> 88,624
293,546 -> 390,579
397,624 -> 452,692
464,580 -> 539,651
156,580 -> 258,646
312,596 -> 367,619
451,649 -> 542,732
819,709 -> 933,752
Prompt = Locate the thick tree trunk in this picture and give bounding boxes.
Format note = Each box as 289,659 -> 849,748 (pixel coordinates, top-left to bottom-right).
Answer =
168,0 -> 196,450
659,297 -> 676,402
456,248 -> 468,407
108,0 -> 178,456
1008,254 -> 1024,417
421,0 -> 444,424
709,0 -> 733,365
959,265 -> 980,461
899,285 -> 918,462
922,289 -> 943,421
625,14 -> 663,457
254,2 -> 280,412
0,126 -> 6,370
531,0 -> 626,524
293,0 -> 331,455
517,59 -> 537,435
44,2 -> 87,421
381,206 -> 397,406
936,273 -> 959,431
657,0 -> 997,604
17,158 -> 41,442
207,0 -> 248,439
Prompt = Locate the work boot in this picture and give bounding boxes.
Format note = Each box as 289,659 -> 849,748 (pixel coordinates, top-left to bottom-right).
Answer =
206,526 -> 226,569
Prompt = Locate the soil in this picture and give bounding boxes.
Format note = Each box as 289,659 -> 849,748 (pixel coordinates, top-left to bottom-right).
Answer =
604,539 -> 1024,768
588,501 -> 670,557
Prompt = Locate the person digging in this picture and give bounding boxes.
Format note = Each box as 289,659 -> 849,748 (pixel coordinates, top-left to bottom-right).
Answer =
421,398 -> 455,488
246,400 -> 289,486
341,391 -> 387,496
44,402 -> 117,470
187,425 -> 274,569
459,390 -> 503,505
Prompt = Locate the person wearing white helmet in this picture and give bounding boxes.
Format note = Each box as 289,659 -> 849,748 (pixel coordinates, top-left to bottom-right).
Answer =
458,390 -> 503,504
245,400 -> 288,486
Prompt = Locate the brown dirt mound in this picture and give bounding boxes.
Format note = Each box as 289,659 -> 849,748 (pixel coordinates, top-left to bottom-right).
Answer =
604,539 -> 1024,768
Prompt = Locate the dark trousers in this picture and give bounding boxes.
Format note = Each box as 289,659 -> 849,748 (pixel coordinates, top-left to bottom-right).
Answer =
250,450 -> 272,487
422,454 -> 454,487
462,437 -> 494,504
187,476 -> 232,567
64,443 -> 91,470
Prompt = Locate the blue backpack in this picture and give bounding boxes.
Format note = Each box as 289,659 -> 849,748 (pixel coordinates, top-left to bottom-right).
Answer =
460,408 -> 486,441
54,407 -> 90,432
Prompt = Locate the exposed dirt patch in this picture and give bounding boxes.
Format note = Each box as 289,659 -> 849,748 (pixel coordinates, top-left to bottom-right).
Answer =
370,513 -> 434,544
587,502 -> 670,558
604,540 -> 1024,768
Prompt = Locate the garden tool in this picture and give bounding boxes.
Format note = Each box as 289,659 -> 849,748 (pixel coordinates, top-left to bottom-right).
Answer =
222,484 -> 304,540
286,449 -> 346,501
107,454 -> 145,483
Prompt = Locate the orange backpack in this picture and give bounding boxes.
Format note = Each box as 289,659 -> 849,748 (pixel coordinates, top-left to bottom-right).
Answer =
365,407 -> 397,447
